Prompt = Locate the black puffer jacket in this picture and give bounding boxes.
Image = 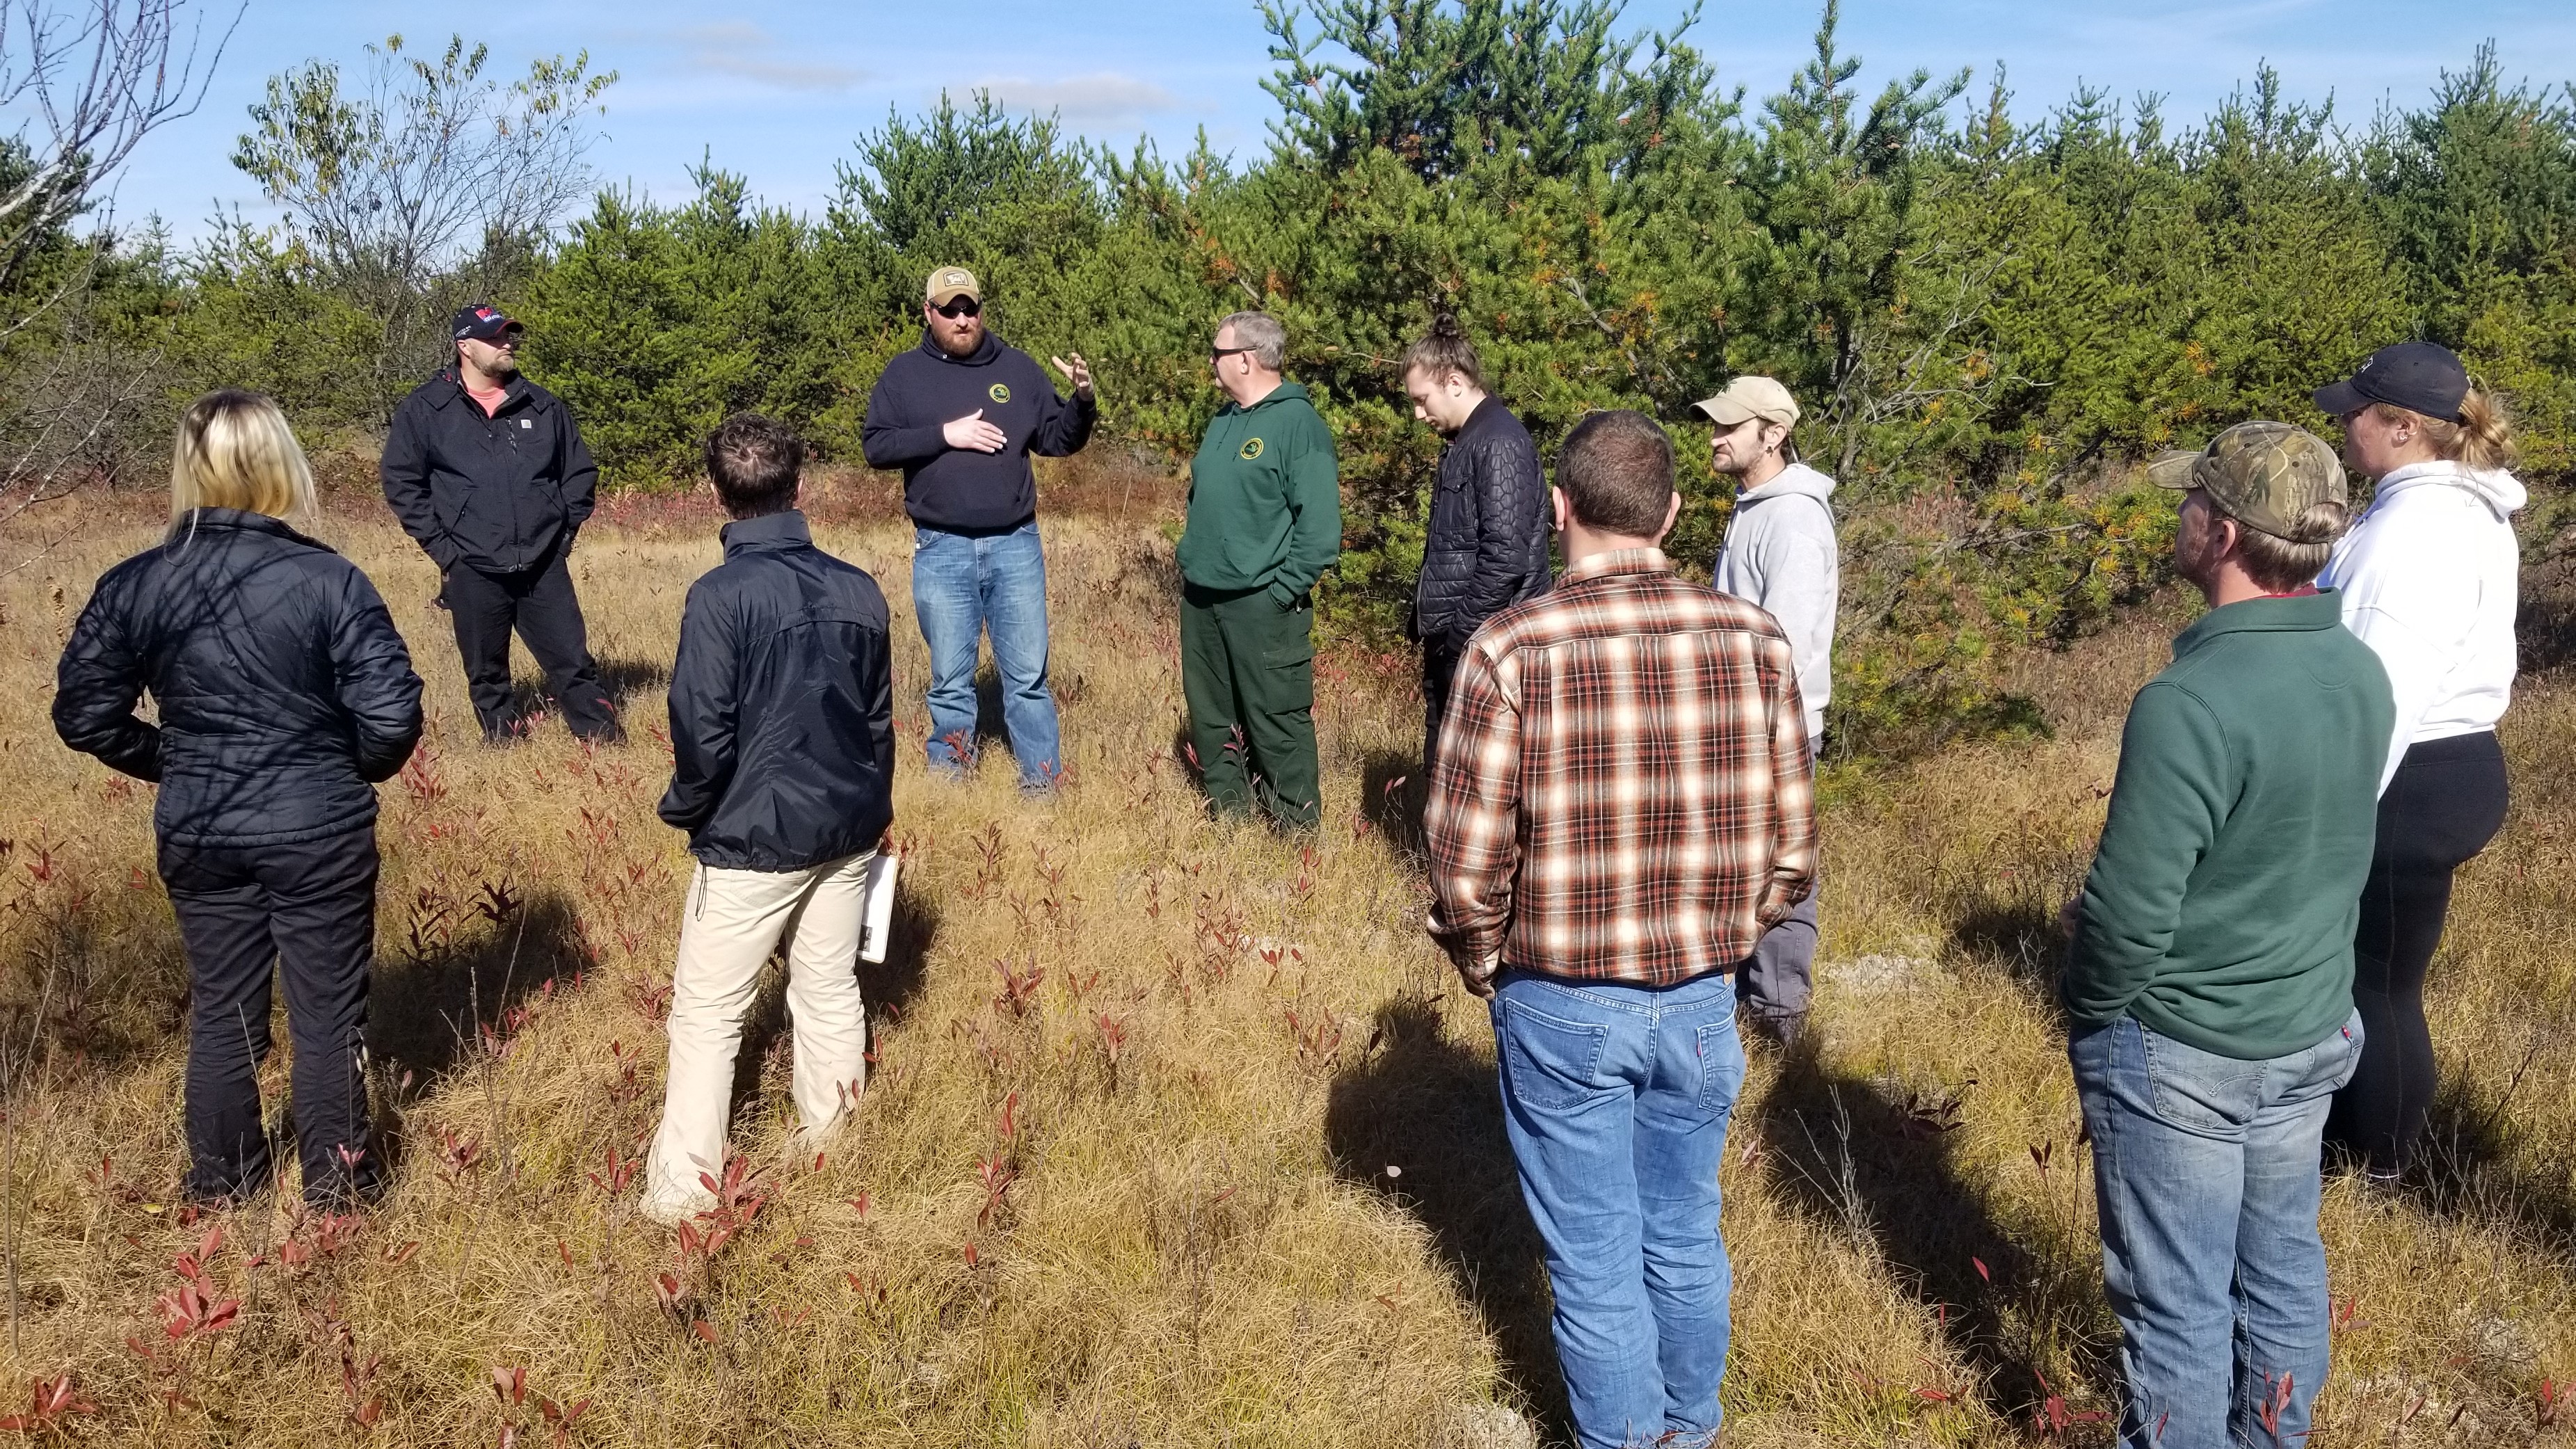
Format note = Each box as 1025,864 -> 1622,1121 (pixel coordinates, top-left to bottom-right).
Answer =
659,511 -> 896,871
381,371 -> 598,574
1414,396 -> 1551,652
54,509 -> 424,848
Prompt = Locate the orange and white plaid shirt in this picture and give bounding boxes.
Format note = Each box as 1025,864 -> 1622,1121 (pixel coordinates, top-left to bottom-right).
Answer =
1425,548 -> 1818,990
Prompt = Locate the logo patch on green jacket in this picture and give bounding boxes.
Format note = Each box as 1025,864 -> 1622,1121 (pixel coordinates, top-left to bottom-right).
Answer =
989,383 -> 1011,403
1239,436 -> 1265,461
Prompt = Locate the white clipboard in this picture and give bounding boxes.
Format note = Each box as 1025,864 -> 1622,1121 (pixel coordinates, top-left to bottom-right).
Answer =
858,849 -> 901,964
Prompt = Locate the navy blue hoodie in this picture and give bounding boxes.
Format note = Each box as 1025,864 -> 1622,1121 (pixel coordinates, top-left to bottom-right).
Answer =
860,330 -> 1096,531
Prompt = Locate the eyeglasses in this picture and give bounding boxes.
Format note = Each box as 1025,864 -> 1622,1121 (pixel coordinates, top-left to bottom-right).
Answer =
931,298 -> 982,319
1210,345 -> 1254,363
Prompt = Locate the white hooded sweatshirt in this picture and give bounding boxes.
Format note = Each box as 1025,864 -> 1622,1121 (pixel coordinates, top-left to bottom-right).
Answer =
1712,461 -> 1839,744
2317,458 -> 2525,794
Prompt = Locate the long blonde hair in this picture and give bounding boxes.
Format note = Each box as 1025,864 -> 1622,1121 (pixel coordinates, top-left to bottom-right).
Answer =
169,390 -> 318,526
2367,385 -> 2520,472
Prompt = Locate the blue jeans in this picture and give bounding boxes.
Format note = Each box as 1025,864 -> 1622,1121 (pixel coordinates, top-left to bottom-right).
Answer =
1491,969 -> 1747,1449
911,522 -> 1060,787
2070,1011 -> 2364,1449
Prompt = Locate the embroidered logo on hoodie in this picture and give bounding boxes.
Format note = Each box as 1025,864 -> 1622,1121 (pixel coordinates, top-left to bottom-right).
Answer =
1240,437 -> 1265,461
989,383 -> 1011,403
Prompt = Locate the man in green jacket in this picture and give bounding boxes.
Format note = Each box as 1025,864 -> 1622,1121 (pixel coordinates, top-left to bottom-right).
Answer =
1177,312 -> 1343,828
2062,422 -> 2392,1449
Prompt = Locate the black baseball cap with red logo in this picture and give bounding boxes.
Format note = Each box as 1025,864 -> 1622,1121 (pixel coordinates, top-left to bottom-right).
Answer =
451,304 -> 525,342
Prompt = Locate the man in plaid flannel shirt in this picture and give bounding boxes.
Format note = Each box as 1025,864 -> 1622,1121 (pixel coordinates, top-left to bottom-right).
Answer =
1425,409 -> 1816,1449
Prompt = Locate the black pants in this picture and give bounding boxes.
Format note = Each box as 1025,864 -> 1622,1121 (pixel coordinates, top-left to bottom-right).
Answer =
160,826 -> 384,1208
2323,732 -> 2509,1176
1422,640 -> 1463,778
442,551 -> 621,742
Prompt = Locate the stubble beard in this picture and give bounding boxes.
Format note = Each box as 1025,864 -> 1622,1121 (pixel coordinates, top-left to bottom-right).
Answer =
936,321 -> 983,358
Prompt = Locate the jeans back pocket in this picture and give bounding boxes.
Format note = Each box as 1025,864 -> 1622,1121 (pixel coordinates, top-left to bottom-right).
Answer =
1496,998 -> 1612,1112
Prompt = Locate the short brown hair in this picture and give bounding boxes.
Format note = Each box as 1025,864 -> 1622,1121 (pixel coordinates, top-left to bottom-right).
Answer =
705,413 -> 803,518
1401,311 -> 1484,389
1556,410 -> 1674,536
2216,494 -> 2351,593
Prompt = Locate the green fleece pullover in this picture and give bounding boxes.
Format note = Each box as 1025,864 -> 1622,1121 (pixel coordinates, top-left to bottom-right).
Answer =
2064,590 -> 2393,1060
1177,382 -> 1343,606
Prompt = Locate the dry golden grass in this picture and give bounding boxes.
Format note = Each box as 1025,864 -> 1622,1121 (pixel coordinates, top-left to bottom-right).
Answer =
0,477 -> 2568,1446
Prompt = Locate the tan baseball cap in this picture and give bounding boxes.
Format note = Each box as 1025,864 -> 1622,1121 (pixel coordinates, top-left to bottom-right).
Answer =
2146,421 -> 2349,542
925,266 -> 981,306
1691,376 -> 1800,428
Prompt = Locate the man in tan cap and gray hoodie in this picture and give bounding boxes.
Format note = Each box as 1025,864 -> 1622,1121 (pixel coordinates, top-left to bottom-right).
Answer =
1696,376 -> 1838,1046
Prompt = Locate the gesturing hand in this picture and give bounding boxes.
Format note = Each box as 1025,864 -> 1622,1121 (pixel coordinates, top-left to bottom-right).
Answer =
1050,352 -> 1093,399
943,409 -> 1007,454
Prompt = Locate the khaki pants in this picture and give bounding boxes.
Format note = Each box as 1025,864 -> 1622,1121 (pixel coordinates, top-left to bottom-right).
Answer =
642,851 -> 872,1222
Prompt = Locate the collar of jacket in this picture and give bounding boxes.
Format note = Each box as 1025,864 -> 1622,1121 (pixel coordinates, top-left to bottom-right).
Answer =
1452,393 -> 1508,440
163,506 -> 333,552
425,370 -> 547,415
1560,546 -> 1671,586
915,329 -> 1002,366
2171,588 -> 2346,657
719,509 -> 813,556
1224,379 -> 1311,415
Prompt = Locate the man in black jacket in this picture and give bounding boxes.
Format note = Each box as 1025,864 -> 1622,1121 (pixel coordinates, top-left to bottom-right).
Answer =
642,413 -> 896,1224
382,303 -> 621,744
1402,319 -> 1550,772
861,266 -> 1094,790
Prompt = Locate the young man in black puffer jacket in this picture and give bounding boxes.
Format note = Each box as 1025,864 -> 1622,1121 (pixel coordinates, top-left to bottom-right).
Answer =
642,414 -> 896,1224
1402,317 -> 1551,774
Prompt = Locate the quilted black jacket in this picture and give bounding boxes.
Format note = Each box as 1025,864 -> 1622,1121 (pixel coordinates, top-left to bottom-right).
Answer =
1414,396 -> 1551,652
54,509 -> 423,847
658,511 -> 896,870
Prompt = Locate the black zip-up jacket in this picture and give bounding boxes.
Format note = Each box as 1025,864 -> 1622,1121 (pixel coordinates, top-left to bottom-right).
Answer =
54,509 -> 424,849
658,511 -> 896,870
1414,396 -> 1551,653
860,330 -> 1096,531
381,371 -> 599,574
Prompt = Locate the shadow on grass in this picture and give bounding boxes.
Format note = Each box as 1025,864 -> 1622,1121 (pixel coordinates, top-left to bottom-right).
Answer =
726,868 -> 944,1122
504,656 -> 670,726
1947,895 -> 2068,986
1322,995 -> 1568,1442
2392,1078 -> 2576,1267
1755,1043 -> 2114,1422
1359,748 -> 1427,860
369,888 -> 590,1094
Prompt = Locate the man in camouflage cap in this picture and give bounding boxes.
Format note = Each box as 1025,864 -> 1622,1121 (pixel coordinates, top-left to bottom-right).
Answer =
2058,420 -> 2390,1448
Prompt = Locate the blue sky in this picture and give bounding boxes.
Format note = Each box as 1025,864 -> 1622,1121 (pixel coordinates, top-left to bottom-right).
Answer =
80,0 -> 2576,242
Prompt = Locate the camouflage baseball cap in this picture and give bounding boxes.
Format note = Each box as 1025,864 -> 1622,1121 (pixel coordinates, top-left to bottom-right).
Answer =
925,266 -> 980,306
2145,421 -> 2349,543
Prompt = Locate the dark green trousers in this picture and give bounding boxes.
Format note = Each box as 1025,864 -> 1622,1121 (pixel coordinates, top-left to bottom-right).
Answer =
1180,582 -> 1321,828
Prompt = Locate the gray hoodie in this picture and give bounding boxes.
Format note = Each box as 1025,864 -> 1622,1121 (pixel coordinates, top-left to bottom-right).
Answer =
1712,461 -> 1839,743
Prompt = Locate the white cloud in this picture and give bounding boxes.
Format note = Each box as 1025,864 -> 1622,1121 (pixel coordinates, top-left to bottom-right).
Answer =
671,22 -> 866,93
977,72 -> 1180,124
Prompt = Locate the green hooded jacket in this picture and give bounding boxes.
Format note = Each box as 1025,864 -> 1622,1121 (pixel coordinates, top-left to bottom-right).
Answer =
1178,382 -> 1343,606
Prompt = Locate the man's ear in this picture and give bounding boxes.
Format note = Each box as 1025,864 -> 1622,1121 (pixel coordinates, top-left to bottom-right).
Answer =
1550,486 -> 1571,534
1655,490 -> 1682,543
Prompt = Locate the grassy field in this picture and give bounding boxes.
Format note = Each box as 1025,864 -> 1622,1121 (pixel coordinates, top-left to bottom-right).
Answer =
0,468 -> 2568,1446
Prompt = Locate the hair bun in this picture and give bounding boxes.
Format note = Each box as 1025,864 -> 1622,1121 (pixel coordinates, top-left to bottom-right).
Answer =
1430,310 -> 1464,341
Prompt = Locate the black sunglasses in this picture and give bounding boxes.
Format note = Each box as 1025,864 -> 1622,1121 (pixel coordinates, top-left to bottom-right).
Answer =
931,297 -> 982,319
1210,345 -> 1254,362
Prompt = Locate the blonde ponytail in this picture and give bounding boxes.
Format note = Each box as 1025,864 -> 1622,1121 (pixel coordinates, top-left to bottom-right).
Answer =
2365,385 -> 2520,473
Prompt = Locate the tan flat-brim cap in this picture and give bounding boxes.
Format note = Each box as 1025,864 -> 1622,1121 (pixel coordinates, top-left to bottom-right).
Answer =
1690,375 -> 1800,428
926,266 -> 981,306
2146,420 -> 2349,543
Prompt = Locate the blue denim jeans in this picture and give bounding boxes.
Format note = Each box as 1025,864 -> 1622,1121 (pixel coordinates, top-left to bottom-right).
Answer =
2070,1011 -> 2364,1449
1491,968 -> 1747,1449
910,522 -> 1060,787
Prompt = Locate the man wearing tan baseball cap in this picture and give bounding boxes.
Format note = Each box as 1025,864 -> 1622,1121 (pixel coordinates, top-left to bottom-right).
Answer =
1692,374 -> 1837,1046
861,265 -> 1096,792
